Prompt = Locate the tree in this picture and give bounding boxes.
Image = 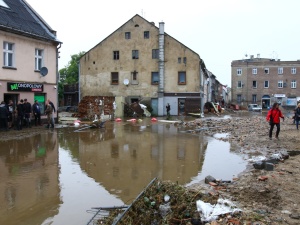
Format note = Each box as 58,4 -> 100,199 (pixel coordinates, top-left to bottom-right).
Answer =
58,51 -> 85,104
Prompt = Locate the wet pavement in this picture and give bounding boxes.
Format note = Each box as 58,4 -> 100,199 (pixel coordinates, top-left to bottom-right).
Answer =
0,117 -> 247,225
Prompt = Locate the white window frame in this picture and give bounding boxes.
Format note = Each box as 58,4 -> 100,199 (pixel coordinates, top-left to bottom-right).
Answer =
237,68 -> 242,76
264,68 -> 269,74
291,80 -> 297,88
3,42 -> 14,67
291,67 -> 297,74
252,68 -> 257,75
35,49 -> 43,70
237,81 -> 242,88
278,80 -> 283,88
264,80 -> 269,88
278,67 -> 283,75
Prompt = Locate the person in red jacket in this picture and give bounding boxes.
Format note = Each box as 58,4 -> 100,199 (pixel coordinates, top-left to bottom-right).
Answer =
266,102 -> 285,140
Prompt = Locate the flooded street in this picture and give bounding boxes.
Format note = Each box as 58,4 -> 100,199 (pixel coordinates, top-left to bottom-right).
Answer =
0,117 -> 247,225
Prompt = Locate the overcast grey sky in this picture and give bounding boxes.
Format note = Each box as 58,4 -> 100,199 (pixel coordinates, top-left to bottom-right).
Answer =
27,0 -> 300,86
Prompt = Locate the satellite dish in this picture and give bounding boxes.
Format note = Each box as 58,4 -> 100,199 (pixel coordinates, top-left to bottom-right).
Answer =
123,79 -> 129,85
40,67 -> 48,76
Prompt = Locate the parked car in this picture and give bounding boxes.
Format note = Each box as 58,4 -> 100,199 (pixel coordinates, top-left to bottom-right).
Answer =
248,104 -> 262,112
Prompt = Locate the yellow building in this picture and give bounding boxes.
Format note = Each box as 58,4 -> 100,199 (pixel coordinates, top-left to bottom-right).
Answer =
79,14 -> 203,117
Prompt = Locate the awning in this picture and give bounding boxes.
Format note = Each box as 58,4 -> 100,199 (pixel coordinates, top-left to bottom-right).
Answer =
262,95 -> 270,99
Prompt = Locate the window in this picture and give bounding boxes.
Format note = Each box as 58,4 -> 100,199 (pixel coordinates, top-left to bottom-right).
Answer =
237,81 -> 242,88
35,49 -> 43,70
278,67 -> 283,74
113,51 -> 119,60
291,80 -> 297,88
132,50 -> 139,59
131,71 -> 138,84
125,32 -> 131,39
178,72 -> 186,84
183,57 -> 187,64
264,80 -> 269,88
252,68 -> 257,75
264,68 -> 269,74
152,49 -> 159,59
291,67 -> 297,74
278,80 -> 283,88
151,72 -> 159,85
178,57 -> 181,63
237,68 -> 242,75
252,80 -> 257,88
3,42 -> 14,67
111,72 -> 119,85
237,94 -> 242,103
144,31 -> 149,39
252,95 -> 257,103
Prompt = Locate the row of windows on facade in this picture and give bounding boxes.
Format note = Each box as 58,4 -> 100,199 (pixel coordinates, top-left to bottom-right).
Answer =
113,49 -> 187,63
125,31 -> 150,40
236,67 -> 297,75
237,80 -> 297,88
236,94 -> 263,103
3,42 -> 44,70
111,71 -> 187,85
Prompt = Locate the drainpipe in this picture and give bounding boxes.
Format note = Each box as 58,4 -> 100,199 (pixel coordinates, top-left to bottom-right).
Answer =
56,43 -> 61,122
158,22 -> 165,116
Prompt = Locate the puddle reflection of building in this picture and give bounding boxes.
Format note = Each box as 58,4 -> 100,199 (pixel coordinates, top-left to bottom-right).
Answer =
0,131 -> 60,225
79,122 -> 207,203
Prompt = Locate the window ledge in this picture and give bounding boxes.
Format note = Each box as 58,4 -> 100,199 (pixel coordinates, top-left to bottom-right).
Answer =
3,66 -> 17,70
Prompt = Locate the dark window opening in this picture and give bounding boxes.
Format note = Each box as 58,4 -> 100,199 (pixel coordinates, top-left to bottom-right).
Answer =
151,72 -> 159,85
125,32 -> 131,39
178,71 -> 186,85
111,72 -> 119,85
144,31 -> 149,39
132,50 -> 139,59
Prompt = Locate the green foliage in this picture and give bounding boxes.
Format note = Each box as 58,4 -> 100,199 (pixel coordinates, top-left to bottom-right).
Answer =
58,51 -> 85,103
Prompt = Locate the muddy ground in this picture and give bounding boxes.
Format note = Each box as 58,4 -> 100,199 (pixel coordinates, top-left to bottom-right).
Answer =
1,110 -> 300,224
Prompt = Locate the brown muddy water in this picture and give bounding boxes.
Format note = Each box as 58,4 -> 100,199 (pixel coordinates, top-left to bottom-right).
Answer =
0,117 -> 247,225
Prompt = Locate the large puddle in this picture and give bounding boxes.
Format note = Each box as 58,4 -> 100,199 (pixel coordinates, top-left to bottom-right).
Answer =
0,117 -> 247,225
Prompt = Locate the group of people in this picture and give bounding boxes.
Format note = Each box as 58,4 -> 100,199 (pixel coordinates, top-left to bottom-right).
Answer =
266,102 -> 300,140
0,98 -> 56,131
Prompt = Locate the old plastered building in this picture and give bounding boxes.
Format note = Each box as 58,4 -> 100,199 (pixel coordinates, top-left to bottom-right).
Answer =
0,0 -> 61,115
231,55 -> 300,108
79,14 -> 203,117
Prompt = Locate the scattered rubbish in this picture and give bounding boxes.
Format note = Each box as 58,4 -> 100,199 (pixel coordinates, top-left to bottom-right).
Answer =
196,198 -> 242,222
115,118 -> 122,122
151,117 -> 157,122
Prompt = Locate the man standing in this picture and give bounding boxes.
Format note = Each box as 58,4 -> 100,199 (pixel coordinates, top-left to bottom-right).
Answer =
45,100 -> 54,128
16,99 -> 24,130
0,101 -> 8,131
166,103 -> 171,119
48,99 -> 56,126
23,99 -> 32,128
32,100 -> 41,126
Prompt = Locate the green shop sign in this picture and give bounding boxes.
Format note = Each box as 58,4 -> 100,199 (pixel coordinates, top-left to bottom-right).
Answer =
7,82 -> 43,92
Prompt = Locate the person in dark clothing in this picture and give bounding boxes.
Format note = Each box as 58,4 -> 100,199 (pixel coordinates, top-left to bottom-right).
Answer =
266,102 -> 285,140
7,99 -> 14,129
166,103 -> 171,119
295,103 -> 300,130
0,101 -> 9,131
23,98 -> 32,128
32,100 -> 41,126
16,99 -> 25,130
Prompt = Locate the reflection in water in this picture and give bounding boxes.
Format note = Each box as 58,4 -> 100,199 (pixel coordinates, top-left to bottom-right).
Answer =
0,118 -> 247,225
0,131 -> 59,225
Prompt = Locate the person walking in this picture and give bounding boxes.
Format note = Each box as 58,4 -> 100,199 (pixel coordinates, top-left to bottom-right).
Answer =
294,103 -> 300,130
23,98 -> 32,128
7,100 -> 14,129
45,100 -> 54,128
32,100 -> 41,126
166,103 -> 170,119
266,102 -> 285,140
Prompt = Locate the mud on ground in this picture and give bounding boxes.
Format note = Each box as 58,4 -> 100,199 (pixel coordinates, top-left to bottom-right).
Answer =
1,111 -> 300,224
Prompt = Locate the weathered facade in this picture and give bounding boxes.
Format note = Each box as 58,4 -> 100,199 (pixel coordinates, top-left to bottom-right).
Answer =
79,14 -> 203,117
0,0 -> 61,116
231,55 -> 300,108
